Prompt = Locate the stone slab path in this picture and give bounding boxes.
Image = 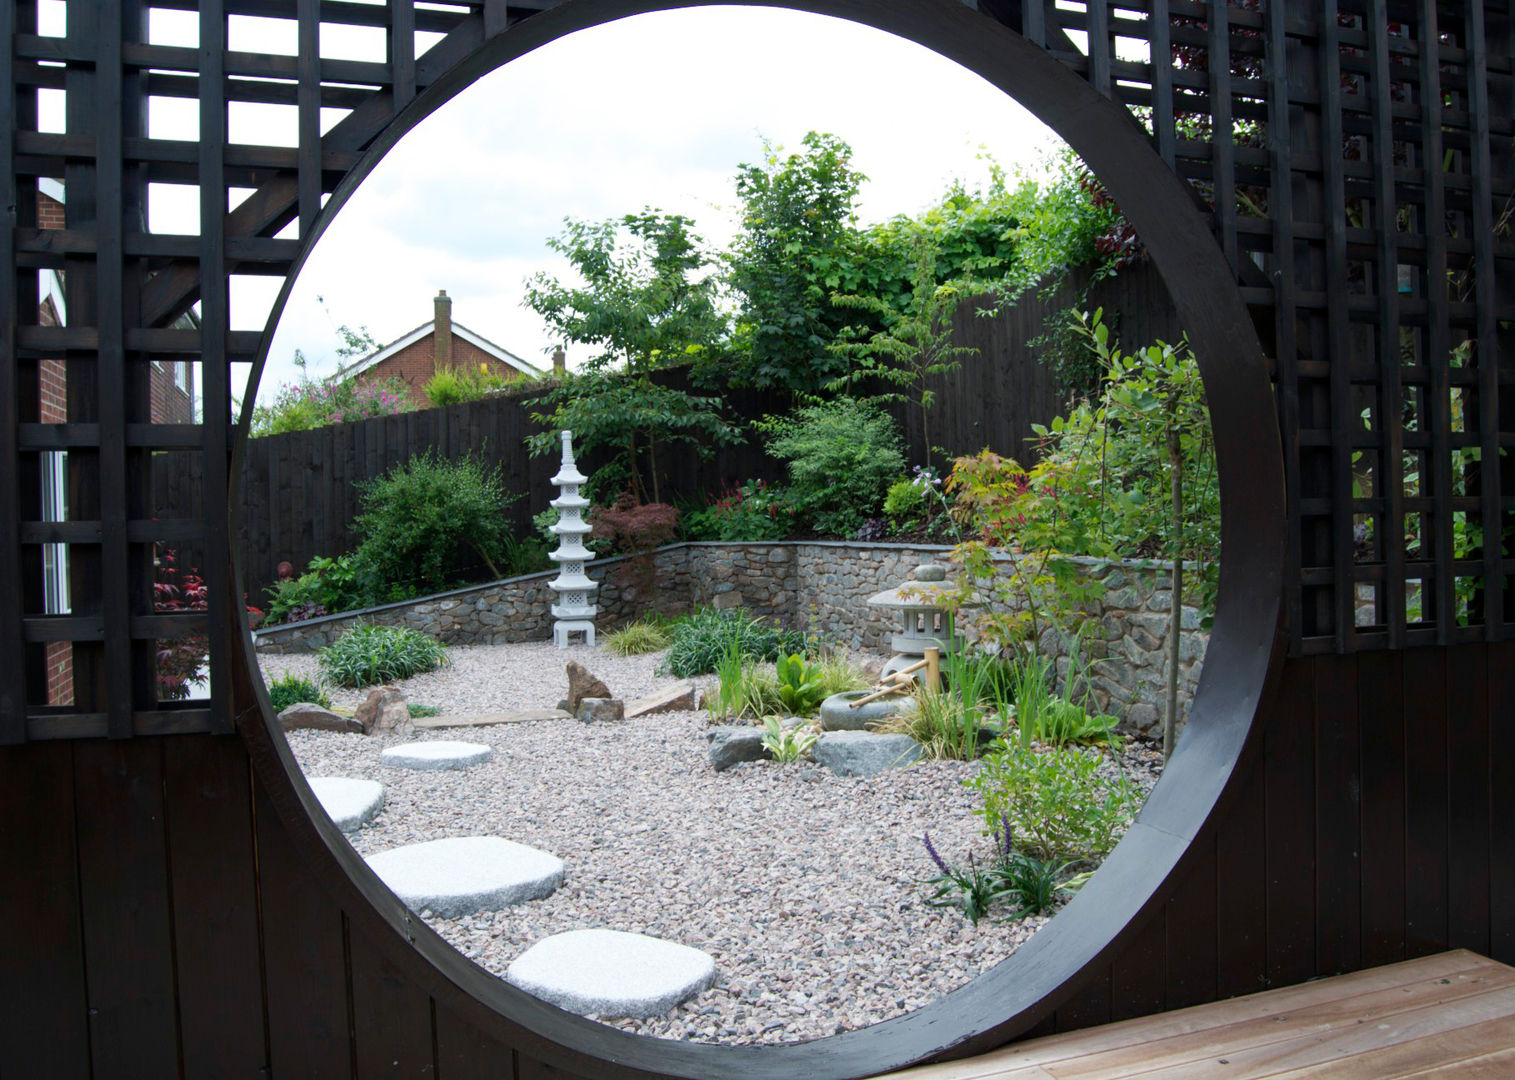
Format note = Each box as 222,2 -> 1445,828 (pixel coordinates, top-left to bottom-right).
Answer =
308,777 -> 385,832
413,708 -> 571,729
379,740 -> 492,770
506,928 -> 716,1019
366,836 -> 564,918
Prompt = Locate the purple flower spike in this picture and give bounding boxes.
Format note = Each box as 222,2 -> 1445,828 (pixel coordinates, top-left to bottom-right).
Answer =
1000,813 -> 1013,856
922,832 -> 950,876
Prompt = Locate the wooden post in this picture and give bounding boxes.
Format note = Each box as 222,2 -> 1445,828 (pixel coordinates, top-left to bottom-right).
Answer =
925,647 -> 941,692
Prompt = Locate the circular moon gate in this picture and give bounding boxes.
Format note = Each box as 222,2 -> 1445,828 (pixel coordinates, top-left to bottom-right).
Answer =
234,2 -> 1285,1076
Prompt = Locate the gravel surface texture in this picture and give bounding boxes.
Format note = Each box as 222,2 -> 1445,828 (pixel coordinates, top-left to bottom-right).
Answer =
261,640 -> 1164,1046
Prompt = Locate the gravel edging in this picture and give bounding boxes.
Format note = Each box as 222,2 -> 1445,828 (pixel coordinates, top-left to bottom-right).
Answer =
264,640 -> 1162,1046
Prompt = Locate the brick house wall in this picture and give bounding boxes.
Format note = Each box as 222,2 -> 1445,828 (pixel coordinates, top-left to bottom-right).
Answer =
364,332 -> 530,408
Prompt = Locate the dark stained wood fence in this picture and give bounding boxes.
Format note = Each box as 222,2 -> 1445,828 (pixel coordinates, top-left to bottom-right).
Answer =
205,262 -> 1174,596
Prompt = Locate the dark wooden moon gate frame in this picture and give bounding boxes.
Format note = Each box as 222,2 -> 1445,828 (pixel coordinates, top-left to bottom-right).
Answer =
2,3 -> 1512,1079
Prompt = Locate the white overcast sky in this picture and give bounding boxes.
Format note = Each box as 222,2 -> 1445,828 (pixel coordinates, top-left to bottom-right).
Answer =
38,3 -> 1064,405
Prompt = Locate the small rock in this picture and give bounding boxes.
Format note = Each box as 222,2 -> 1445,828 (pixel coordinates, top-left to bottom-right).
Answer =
278,702 -> 362,734
577,697 -> 625,723
707,726 -> 769,771
565,660 -> 611,713
356,685 -> 411,736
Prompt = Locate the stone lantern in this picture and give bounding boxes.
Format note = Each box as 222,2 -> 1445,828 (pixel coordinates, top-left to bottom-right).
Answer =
548,431 -> 598,648
866,556 -> 973,679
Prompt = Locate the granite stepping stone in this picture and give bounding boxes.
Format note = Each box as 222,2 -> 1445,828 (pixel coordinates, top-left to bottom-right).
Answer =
308,777 -> 385,832
379,740 -> 492,771
506,929 -> 716,1019
366,836 -> 564,918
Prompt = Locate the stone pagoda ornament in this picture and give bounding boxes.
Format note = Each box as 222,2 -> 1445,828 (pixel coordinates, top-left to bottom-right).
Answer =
548,431 -> 598,648
866,556 -> 977,680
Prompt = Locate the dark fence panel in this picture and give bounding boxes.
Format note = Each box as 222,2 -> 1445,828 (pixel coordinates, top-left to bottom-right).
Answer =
211,262 -> 1177,597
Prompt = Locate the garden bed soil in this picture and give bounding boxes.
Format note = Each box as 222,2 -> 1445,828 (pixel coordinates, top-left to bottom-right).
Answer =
259,641 -> 1163,1046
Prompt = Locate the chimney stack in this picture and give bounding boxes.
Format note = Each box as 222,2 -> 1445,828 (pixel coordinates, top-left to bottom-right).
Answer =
552,346 -> 566,377
434,289 -> 453,370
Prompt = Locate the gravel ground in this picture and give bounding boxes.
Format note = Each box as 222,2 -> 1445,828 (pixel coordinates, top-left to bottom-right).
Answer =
261,640 -> 1163,1046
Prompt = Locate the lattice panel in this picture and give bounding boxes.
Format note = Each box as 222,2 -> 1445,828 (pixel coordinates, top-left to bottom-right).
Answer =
3,1 -> 1512,744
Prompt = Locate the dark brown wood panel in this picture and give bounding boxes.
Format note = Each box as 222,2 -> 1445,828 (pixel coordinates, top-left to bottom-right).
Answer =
1446,643 -> 1492,956
1215,745 -> 1269,1000
1403,647 -> 1451,958
434,1003 -> 520,1080
162,734 -> 268,1075
1359,649 -> 1409,969
350,933 -> 438,1077
1265,657 -> 1317,988
72,739 -> 181,1078
254,782 -> 356,1077
0,742 -> 92,1079
1314,652 -> 1363,975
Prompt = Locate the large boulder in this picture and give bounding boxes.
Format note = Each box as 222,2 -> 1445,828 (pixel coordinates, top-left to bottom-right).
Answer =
810,731 -> 923,778
356,685 -> 412,736
278,702 -> 362,734
577,698 -> 625,723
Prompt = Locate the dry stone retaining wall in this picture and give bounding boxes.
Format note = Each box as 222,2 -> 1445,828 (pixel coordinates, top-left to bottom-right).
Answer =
254,541 -> 1207,736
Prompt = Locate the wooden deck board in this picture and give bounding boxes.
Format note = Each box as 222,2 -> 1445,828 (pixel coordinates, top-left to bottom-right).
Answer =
879,953 -> 1515,1080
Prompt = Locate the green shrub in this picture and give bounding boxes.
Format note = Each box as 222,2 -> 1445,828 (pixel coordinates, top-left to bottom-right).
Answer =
318,623 -> 451,689
424,364 -> 506,407
265,552 -> 372,624
350,450 -> 519,599
763,399 -> 904,536
266,672 -> 331,712
605,618 -> 674,656
681,480 -> 795,542
661,607 -> 814,678
883,477 -> 927,528
967,740 -> 1135,860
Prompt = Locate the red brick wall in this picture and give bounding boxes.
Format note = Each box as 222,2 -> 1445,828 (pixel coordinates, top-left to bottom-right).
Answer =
149,362 -> 195,424
37,191 -> 65,231
364,332 -> 528,407
46,643 -> 73,706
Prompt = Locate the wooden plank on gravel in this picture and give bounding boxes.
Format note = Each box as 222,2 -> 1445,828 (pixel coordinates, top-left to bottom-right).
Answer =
413,708 -> 570,729
877,952 -> 1505,1080
625,681 -> 698,717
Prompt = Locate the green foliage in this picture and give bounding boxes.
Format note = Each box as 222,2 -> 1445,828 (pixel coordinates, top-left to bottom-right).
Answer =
524,211 -> 736,503
661,608 -> 814,678
760,715 -> 819,763
775,653 -> 827,716
807,652 -> 871,700
967,740 -> 1136,860
829,229 -> 979,468
266,672 -> 330,712
349,450 -> 520,601
680,480 -> 794,542
604,617 -> 674,657
725,132 -> 866,394
883,478 -> 927,530
1008,655 -> 1121,749
265,552 -> 369,624
251,372 -> 412,436
886,683 -> 986,760
407,703 -> 442,718
318,624 -> 450,689
424,364 -> 507,407
921,820 -> 1086,925
763,399 -> 904,536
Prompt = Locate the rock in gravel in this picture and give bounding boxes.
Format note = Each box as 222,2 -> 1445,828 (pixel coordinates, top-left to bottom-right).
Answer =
380,740 -> 492,771
279,702 -> 362,734
564,661 -> 611,713
309,776 -> 385,832
506,928 -> 716,1019
366,835 -> 564,918
626,682 -> 698,717
577,697 -> 625,723
810,731 -> 923,777
706,726 -> 769,771
356,685 -> 411,736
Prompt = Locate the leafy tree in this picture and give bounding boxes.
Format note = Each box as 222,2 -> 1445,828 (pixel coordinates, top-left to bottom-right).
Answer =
725,132 -> 867,394
763,398 -> 904,536
523,211 -> 738,502
829,229 -> 979,470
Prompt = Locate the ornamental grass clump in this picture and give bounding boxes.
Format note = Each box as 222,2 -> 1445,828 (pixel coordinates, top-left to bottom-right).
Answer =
318,623 -> 450,689
661,607 -> 814,678
604,617 -> 674,656
266,672 -> 330,712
